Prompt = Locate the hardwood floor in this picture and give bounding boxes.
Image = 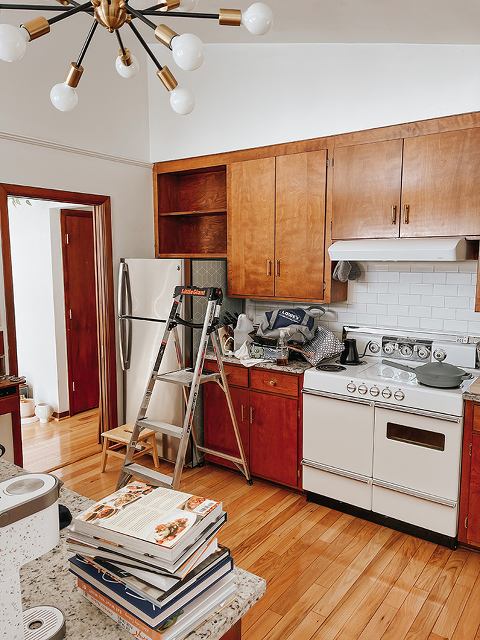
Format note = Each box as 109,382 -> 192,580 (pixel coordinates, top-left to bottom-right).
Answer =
21,408 -> 101,473
53,450 -> 480,640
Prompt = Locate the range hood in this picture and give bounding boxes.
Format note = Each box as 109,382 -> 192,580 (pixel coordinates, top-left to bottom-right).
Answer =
328,237 -> 469,262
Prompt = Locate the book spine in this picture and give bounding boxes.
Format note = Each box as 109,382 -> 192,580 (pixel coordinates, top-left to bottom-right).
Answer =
78,578 -> 165,640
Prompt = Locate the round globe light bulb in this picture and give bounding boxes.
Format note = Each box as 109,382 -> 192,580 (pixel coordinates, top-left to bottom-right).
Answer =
0,24 -> 28,62
169,87 -> 195,115
171,33 -> 204,71
241,3 -> 273,36
115,53 -> 140,78
177,0 -> 197,11
50,82 -> 78,112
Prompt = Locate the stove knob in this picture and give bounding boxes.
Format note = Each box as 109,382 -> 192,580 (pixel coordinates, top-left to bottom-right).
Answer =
370,386 -> 380,397
433,348 -> 447,362
383,342 -> 395,355
400,344 -> 413,357
382,387 -> 392,399
394,389 -> 405,401
346,382 -> 356,393
368,341 -> 381,354
417,346 -> 430,359
358,384 -> 368,395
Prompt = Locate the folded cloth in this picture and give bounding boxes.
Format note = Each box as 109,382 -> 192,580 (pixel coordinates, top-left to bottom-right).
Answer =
333,260 -> 361,282
234,342 -> 267,367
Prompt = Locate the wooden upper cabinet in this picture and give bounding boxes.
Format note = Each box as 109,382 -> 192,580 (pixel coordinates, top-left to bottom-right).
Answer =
228,151 -> 327,301
275,151 -> 326,299
331,139 -> 403,240
228,157 -> 276,298
401,128 -> 480,237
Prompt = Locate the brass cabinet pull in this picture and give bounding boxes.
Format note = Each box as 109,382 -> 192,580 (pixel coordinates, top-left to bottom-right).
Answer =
241,405 -> 245,421
269,380 -> 276,386
249,406 -> 254,424
403,204 -> 409,224
275,260 -> 280,276
266,259 -> 272,276
391,205 -> 397,224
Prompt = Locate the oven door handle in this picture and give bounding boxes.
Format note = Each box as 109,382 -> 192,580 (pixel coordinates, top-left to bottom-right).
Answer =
372,478 -> 457,508
302,389 -> 374,406
374,401 -> 461,423
301,459 -> 372,484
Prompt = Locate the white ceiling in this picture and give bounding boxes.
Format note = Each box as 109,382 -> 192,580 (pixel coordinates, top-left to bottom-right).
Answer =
157,0 -> 480,45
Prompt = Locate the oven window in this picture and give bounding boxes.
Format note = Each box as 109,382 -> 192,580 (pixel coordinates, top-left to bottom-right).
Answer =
386,422 -> 445,451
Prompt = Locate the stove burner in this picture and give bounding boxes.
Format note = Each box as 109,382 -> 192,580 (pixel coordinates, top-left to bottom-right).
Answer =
335,360 -> 366,366
316,364 -> 347,372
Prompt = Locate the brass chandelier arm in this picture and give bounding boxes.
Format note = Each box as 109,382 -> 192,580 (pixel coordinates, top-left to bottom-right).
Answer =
75,19 -> 99,66
125,4 -> 157,30
48,1 -> 93,26
0,3 -> 92,11
138,9 -> 218,19
127,19 -> 163,71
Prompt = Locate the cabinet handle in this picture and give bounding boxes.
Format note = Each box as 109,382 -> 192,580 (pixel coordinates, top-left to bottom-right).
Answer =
403,204 -> 409,224
249,407 -> 254,424
391,205 -> 397,224
275,260 -> 280,276
266,260 -> 272,276
269,380 -> 276,386
241,405 -> 245,421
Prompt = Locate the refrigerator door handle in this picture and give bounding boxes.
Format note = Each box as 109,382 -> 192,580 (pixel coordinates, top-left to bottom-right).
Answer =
118,260 -> 132,371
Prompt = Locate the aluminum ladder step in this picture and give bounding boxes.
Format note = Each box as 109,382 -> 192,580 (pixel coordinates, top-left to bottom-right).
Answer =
122,463 -> 174,488
156,369 -> 221,386
137,420 -> 184,439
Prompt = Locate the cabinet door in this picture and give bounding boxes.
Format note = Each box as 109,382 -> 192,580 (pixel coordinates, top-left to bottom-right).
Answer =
466,432 -> 480,547
275,151 -> 326,299
401,129 -> 480,237
332,139 -> 403,240
203,383 -> 249,470
249,390 -> 298,487
228,158 -> 275,297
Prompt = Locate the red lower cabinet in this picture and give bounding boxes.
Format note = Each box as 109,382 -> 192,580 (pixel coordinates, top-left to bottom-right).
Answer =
459,401 -> 480,546
203,362 -> 302,489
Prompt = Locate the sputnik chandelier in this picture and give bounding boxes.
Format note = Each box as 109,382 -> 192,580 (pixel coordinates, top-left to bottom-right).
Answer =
0,0 -> 273,114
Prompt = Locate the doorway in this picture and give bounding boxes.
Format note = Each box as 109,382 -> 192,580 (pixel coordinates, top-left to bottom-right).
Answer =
0,183 -> 118,467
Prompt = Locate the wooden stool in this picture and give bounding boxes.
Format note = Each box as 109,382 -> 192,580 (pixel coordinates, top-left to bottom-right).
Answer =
100,424 -> 160,473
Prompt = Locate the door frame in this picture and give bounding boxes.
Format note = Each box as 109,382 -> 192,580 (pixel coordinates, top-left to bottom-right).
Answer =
0,183 -> 118,448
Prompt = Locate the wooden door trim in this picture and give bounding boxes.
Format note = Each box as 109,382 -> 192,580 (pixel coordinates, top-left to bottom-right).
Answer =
0,184 -> 117,445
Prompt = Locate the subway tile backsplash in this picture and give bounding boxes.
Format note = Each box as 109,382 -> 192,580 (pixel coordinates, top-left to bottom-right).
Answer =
245,261 -> 480,339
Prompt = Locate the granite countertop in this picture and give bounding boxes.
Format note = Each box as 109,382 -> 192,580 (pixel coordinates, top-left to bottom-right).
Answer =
0,459 -> 266,640
206,352 -> 311,375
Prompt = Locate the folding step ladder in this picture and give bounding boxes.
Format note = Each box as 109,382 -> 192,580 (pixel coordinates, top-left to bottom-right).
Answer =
116,285 -> 252,491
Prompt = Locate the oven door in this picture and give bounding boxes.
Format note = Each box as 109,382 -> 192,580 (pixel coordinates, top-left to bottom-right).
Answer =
372,404 -> 463,536
302,390 -> 374,510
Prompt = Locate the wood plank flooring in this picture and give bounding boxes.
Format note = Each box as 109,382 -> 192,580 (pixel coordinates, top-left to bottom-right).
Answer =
21,408 -> 101,472
51,450 -> 480,640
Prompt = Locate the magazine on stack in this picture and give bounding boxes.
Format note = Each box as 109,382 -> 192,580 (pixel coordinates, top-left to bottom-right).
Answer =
69,553 -> 234,628
78,573 -> 236,640
72,543 -> 231,606
71,481 -> 224,563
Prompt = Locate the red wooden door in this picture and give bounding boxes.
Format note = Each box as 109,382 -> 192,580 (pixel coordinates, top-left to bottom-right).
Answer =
249,390 -> 298,487
203,382 -> 249,470
61,210 -> 99,415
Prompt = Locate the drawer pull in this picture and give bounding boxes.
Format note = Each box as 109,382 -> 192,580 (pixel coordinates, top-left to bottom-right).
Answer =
250,407 -> 254,424
403,204 -> 409,224
275,260 -> 280,276
391,204 -> 396,224
269,380 -> 276,386
266,260 -> 272,276
241,405 -> 245,421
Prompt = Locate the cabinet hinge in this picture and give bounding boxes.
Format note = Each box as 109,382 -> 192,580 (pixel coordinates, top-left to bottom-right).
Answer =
469,442 -> 473,456
465,516 -> 468,529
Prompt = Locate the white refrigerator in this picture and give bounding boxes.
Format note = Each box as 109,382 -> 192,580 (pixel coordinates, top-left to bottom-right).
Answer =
118,258 -> 185,461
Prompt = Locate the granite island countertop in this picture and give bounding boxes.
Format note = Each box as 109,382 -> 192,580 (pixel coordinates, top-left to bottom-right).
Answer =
0,459 -> 266,640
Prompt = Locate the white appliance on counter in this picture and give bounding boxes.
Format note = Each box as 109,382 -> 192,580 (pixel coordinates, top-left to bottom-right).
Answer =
302,326 -> 478,547
118,258 -> 184,461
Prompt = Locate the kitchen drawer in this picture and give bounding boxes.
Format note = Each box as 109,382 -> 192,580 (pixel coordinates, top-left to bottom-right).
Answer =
205,361 -> 248,388
0,394 -> 19,415
473,404 -> 480,433
249,369 -> 299,397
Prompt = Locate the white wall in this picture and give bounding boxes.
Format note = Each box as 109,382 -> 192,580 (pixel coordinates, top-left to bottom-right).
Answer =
148,43 -> 480,161
246,261 -> 480,340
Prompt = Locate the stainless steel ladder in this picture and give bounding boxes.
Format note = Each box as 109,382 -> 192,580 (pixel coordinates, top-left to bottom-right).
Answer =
116,285 -> 252,491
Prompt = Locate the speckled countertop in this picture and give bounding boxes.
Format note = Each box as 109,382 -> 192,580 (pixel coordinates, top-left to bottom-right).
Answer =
205,352 -> 311,375
0,459 -> 266,640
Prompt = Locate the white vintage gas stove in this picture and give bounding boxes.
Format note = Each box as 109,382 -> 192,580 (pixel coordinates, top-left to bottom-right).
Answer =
302,326 -> 478,547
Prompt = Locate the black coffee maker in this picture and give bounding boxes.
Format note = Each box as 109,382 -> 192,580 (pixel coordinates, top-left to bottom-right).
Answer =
340,338 -> 361,365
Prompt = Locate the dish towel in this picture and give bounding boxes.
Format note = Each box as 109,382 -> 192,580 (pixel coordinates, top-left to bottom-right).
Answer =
333,261 -> 361,282
234,342 -> 268,367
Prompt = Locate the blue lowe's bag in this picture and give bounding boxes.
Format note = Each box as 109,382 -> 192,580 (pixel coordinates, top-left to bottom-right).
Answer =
256,308 -> 320,344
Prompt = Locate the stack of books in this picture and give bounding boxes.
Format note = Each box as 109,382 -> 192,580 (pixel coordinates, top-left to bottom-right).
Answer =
67,481 -> 235,640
